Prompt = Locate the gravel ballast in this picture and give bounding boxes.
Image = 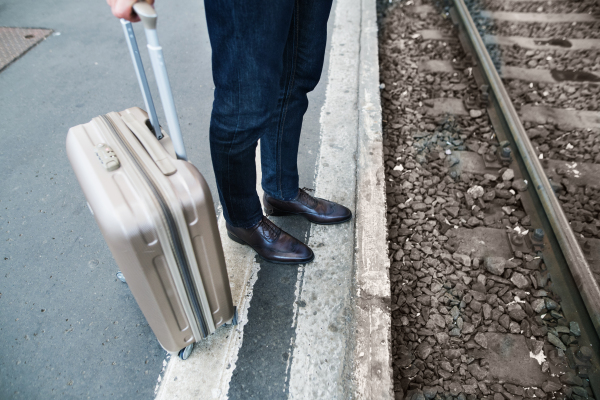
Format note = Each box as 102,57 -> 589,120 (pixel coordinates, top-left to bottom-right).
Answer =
378,1 -> 597,398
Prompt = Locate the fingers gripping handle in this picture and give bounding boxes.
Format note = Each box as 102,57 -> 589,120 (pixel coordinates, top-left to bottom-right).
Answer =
132,2 -> 187,161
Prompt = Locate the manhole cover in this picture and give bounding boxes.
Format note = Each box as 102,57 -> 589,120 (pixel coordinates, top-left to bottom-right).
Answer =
0,27 -> 53,72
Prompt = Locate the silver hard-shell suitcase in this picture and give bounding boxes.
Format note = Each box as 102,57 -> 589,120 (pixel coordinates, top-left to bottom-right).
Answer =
66,3 -> 235,358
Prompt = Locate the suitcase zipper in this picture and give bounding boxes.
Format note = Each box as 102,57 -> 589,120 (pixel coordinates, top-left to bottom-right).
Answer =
100,114 -> 209,339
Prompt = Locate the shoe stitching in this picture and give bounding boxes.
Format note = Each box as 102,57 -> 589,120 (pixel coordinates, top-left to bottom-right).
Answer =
260,218 -> 282,242
298,188 -> 319,209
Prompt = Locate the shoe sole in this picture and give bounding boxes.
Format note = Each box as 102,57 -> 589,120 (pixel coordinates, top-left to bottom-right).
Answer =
264,207 -> 352,225
226,231 -> 315,265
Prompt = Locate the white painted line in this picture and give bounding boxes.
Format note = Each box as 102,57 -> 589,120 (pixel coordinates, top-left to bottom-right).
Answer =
155,149 -> 263,400
283,263 -> 306,383
287,0 -> 361,397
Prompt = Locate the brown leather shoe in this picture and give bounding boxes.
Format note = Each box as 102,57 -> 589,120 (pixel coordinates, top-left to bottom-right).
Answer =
226,216 -> 314,264
263,188 -> 352,225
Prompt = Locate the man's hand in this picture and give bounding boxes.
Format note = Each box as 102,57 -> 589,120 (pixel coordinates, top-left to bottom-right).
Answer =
107,0 -> 154,22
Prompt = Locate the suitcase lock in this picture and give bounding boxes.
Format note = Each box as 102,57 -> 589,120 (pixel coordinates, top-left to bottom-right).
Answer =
95,143 -> 121,171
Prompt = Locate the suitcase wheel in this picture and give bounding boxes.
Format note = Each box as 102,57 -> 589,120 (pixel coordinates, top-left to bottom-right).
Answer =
116,271 -> 127,284
178,344 -> 194,360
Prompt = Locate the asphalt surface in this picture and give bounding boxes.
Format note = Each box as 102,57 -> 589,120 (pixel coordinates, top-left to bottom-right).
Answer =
0,1 -> 330,399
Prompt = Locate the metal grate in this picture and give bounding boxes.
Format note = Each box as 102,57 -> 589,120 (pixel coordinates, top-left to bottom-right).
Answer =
0,27 -> 53,72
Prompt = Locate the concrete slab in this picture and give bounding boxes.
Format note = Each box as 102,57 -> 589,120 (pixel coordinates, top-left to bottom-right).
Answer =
418,30 -> 455,42
448,227 -> 514,259
520,104 -> 600,130
471,333 -> 548,386
412,5 -> 439,15
544,159 -> 600,188
580,238 -> 600,261
478,10 -> 598,23
414,5 -> 598,23
417,29 -> 600,52
500,65 -> 598,83
484,35 -> 600,51
451,151 -> 505,176
419,59 -> 457,74
425,98 -> 469,117
425,98 -> 600,130
419,58 -> 600,84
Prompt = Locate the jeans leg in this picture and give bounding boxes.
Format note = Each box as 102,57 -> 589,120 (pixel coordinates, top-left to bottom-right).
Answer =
260,0 -> 334,201
204,0 -> 295,227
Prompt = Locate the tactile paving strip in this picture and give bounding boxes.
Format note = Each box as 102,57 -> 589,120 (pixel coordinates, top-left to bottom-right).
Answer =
0,27 -> 53,72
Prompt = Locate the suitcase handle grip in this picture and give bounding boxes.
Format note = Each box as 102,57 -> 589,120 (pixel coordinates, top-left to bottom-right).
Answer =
132,2 -> 157,30
121,113 -> 177,176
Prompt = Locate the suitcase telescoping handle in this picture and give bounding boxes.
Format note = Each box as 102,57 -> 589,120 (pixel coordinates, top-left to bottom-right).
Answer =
120,19 -> 162,141
120,2 -> 188,161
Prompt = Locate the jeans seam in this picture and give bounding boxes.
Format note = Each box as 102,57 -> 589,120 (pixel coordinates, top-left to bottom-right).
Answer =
276,0 -> 300,200
225,3 -> 243,227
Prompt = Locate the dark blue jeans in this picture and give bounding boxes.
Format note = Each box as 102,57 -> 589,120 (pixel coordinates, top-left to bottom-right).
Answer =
204,0 -> 333,228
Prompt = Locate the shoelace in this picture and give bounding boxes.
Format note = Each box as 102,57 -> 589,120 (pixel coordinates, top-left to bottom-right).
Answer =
298,187 -> 319,208
259,217 -> 282,241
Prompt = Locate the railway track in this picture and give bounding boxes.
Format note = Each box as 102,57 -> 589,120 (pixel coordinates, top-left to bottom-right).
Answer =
379,0 -> 600,398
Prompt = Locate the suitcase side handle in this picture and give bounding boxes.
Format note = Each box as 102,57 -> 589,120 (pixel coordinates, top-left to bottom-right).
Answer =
132,2 -> 188,161
121,112 -> 177,176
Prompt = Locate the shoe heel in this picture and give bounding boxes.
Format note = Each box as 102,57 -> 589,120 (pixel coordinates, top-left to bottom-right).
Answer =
227,231 -> 246,245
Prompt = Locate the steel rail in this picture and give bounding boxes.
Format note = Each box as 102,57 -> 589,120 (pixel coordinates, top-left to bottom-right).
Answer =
453,0 -> 600,338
